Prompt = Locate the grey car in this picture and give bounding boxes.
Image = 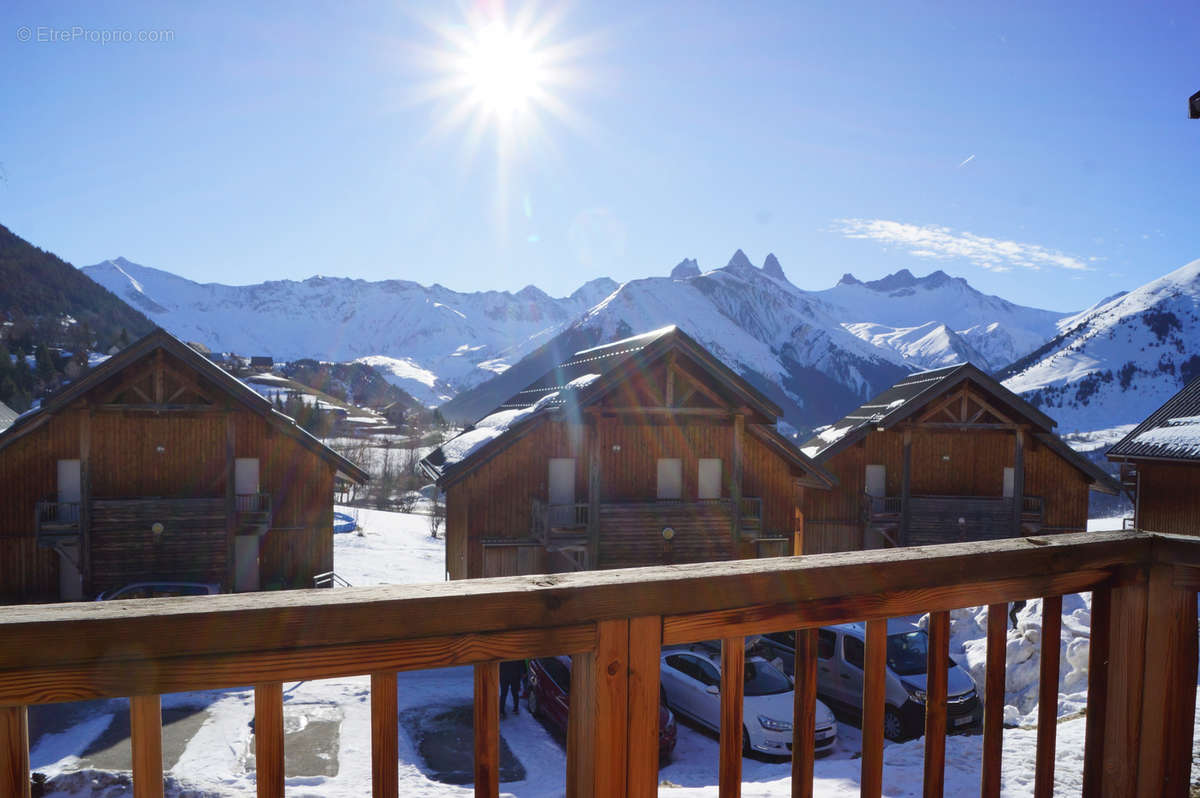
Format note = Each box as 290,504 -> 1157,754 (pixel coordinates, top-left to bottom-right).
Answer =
754,620 -> 982,741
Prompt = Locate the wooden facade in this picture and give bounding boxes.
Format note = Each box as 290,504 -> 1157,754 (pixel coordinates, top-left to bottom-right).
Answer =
423,327 -> 833,579
0,330 -> 366,603
1108,376 -> 1200,535
801,365 -> 1118,554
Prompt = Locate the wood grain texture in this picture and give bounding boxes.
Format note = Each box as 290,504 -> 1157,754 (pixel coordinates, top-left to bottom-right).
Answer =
981,603 -> 1007,798
473,663 -> 499,798
719,636 -> 744,798
1080,585 -> 1110,798
790,628 -> 817,798
567,619 -> 629,798
254,683 -> 284,798
860,619 -> 886,798
1034,594 -> 1062,798
626,616 -> 662,798
130,694 -> 163,798
371,672 -> 398,798
923,610 -> 949,797
0,704 -> 30,798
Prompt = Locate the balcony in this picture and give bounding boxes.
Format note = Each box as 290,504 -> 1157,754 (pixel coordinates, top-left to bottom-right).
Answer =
0,529 -> 1194,797
867,495 -> 1045,546
234,491 -> 273,535
34,500 -> 82,546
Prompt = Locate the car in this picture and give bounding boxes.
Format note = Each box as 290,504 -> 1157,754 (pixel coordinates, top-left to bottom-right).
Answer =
95,581 -> 220,600
660,642 -> 838,758
526,656 -> 678,761
754,620 -> 983,741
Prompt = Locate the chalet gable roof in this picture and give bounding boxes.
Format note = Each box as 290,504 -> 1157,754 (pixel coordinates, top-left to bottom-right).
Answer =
0,328 -> 368,483
420,326 -> 833,489
1108,375 -> 1200,463
801,362 -> 1118,494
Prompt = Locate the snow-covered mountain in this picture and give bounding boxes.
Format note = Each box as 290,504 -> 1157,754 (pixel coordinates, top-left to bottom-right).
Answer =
809,270 -> 1066,372
1001,259 -> 1200,433
83,257 -> 619,405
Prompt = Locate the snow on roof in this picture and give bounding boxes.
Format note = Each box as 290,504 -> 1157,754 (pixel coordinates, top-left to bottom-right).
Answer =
1127,415 -> 1200,458
436,391 -> 561,470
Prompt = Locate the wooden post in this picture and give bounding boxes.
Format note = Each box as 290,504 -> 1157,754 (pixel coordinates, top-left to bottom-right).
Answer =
732,414 -> 744,543
0,705 -> 30,798
567,619 -> 629,798
1011,428 -> 1025,536
130,695 -> 164,798
225,409 -> 237,592
900,428 -> 912,547
1034,595 -> 1062,798
791,629 -> 817,798
587,418 -> 601,570
254,683 -> 284,798
981,603 -> 1008,797
861,619 -> 887,798
793,508 -> 804,556
79,407 -> 92,597
371,672 -> 398,798
627,616 -> 662,798
923,611 -> 949,797
1081,584 -> 1111,797
473,663 -> 499,798
719,636 -> 744,798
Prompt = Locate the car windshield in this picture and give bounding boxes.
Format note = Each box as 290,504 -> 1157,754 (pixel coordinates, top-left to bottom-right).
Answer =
886,631 -> 929,676
743,660 -> 791,696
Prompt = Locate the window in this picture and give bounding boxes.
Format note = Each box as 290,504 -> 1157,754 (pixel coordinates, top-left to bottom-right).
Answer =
817,629 -> 836,660
844,635 -> 865,669
744,660 -> 792,696
765,631 -> 794,647
538,656 -> 571,691
698,458 -> 722,499
657,458 -> 683,499
665,654 -> 698,681
694,657 -> 721,686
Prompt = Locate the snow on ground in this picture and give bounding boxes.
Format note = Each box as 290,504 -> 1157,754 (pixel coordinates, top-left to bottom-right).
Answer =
33,507 -> 1183,797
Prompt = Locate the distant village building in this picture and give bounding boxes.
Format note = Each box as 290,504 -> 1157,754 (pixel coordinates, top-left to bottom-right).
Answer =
0,329 -> 367,603
420,326 -> 834,579
1107,375 -> 1200,534
250,356 -> 274,372
799,363 -> 1119,553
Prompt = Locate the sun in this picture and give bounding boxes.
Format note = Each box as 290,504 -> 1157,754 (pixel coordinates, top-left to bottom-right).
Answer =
461,22 -> 545,119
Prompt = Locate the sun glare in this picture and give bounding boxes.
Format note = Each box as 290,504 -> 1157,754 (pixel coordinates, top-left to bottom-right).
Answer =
462,23 -> 544,118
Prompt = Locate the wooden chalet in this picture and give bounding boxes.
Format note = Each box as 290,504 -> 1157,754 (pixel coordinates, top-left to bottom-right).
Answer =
0,328 -> 368,604
799,363 -> 1119,553
420,326 -> 834,579
1108,375 -> 1200,534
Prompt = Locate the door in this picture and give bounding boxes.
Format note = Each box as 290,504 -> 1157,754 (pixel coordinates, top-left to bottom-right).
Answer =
657,458 -> 683,500
548,458 -> 576,527
865,464 -> 886,498
235,458 -> 260,496
55,460 -> 83,600
57,459 -> 81,504
1003,467 -> 1015,498
698,458 -> 722,500
235,535 -> 260,592
815,629 -> 837,699
840,634 -> 866,710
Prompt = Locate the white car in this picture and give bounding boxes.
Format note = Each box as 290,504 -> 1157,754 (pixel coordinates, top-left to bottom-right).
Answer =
661,642 -> 838,757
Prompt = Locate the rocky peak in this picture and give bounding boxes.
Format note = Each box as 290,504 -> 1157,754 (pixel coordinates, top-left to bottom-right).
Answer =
670,258 -> 700,280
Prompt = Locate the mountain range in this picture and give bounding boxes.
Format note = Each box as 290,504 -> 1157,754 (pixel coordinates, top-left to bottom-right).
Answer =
84,251 -> 1081,432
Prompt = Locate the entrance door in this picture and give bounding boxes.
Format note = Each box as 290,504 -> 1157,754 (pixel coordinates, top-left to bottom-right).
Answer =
1003,467 -> 1015,498
548,459 -> 576,528
865,464 -> 886,498
56,460 -> 83,600
235,458 -> 260,496
57,459 -> 81,504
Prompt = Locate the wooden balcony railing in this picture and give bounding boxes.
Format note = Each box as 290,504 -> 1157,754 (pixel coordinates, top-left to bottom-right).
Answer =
33,500 -> 81,538
1,530 -> 1196,798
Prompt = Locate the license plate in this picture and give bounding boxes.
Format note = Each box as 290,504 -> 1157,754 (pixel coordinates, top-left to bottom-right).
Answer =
954,715 -> 973,727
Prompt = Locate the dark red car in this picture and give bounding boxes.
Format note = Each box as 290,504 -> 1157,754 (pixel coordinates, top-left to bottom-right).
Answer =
526,655 -> 678,761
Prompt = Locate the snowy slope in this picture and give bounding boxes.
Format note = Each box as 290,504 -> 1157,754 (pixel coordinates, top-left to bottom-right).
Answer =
1001,258 -> 1200,433
809,270 -> 1066,371
83,257 -> 619,405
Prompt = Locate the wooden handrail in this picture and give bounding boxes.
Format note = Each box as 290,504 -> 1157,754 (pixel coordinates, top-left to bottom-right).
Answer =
0,530 -> 1196,797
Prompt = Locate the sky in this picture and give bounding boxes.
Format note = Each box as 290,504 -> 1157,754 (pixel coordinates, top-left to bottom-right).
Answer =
1,0 -> 1197,312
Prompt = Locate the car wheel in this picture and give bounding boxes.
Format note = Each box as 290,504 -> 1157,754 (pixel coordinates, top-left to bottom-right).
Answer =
883,706 -> 905,741
527,689 -> 541,718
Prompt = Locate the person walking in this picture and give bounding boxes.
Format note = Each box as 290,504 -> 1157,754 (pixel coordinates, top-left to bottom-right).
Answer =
499,659 -> 527,717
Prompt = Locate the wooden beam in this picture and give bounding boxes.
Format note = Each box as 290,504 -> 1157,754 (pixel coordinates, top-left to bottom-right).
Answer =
732,414 -> 744,542
225,409 -> 237,592
1012,428 -> 1025,536
861,619 -> 887,798
0,705 -> 29,798
900,428 -> 912,547
587,418 -> 601,569
585,406 -> 731,416
981,603 -> 1007,798
915,422 -> 1020,430
1034,594 -> 1062,798
664,354 -> 676,407
154,349 -> 165,404
473,663 -> 499,798
371,672 -> 398,798
923,610 -> 949,798
568,619 -> 628,798
626,616 -> 662,798
254,683 -> 284,798
79,407 -> 92,597
130,694 -> 164,798
1081,584 -> 1110,797
719,636 -> 744,798
791,628 -> 817,798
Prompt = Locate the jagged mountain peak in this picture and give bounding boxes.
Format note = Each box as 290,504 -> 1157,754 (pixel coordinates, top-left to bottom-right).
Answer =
837,273 -> 862,286
670,258 -> 700,280
725,249 -> 755,271
762,252 -> 787,281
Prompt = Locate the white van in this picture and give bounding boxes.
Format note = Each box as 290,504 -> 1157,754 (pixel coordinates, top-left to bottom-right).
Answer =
755,619 -> 982,741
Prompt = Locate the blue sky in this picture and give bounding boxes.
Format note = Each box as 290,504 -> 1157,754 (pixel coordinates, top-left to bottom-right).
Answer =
1,0 -> 1197,311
